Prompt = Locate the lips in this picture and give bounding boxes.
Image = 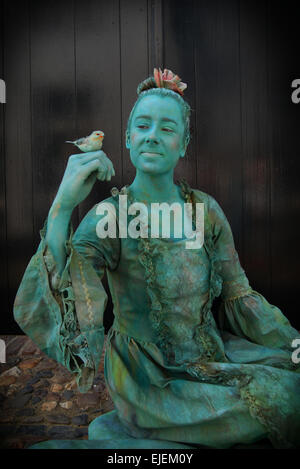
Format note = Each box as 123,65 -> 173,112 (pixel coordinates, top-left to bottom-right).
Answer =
141,151 -> 162,156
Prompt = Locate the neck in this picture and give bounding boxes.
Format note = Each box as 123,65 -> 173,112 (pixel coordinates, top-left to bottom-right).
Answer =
129,170 -> 181,203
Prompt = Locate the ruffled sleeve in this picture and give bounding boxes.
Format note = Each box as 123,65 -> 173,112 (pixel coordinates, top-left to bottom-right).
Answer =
207,195 -> 299,350
13,201 -> 120,392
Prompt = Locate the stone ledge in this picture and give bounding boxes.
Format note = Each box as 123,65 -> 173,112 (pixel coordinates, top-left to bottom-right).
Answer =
0,335 -> 114,449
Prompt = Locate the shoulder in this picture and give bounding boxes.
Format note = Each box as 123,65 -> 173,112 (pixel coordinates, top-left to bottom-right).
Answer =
79,195 -> 118,224
189,186 -> 233,243
190,187 -> 225,219
73,194 -> 119,244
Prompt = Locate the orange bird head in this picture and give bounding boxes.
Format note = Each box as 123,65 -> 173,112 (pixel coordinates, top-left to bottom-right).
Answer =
91,130 -> 105,141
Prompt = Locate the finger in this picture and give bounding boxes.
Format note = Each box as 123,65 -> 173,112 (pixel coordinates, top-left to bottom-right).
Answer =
106,161 -> 115,175
96,167 -> 107,181
107,167 -> 114,180
80,159 -> 101,179
97,171 -> 106,181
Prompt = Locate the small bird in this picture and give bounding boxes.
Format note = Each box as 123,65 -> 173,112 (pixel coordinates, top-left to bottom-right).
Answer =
65,130 -> 105,152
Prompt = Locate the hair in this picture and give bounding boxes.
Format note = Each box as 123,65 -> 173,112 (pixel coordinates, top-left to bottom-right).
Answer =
126,76 -> 191,150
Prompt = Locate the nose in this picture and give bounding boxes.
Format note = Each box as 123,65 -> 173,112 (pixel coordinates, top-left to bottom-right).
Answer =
145,127 -> 159,144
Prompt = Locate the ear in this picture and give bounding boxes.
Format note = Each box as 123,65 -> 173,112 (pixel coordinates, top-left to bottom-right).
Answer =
125,131 -> 131,149
180,135 -> 190,158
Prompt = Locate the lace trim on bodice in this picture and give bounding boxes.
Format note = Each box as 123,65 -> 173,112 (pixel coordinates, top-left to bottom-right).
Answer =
111,179 -> 224,365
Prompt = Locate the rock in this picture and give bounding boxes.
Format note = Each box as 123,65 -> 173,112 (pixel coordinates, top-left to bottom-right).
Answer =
0,385 -> 8,394
19,358 -> 42,370
35,358 -> 57,371
0,357 -> 20,373
0,366 -> 21,379
27,376 -> 41,386
41,401 -> 57,412
101,400 -> 114,413
45,414 -> 70,424
36,380 -> 50,390
16,373 -> 34,385
0,374 -> 16,386
62,390 -> 74,400
50,383 -> 63,393
76,393 -> 99,410
7,392 -> 32,409
17,425 -> 47,436
35,370 -> 54,379
74,427 -> 88,438
59,401 -> 73,410
24,415 -> 44,424
19,384 -> 34,395
64,378 -> 77,390
52,372 -> 72,385
0,412 -> 15,423
6,336 -> 28,356
45,392 -> 60,401
31,396 -> 42,405
92,383 -> 105,393
16,408 -> 35,417
93,374 -> 105,386
72,414 -> 89,426
47,426 -> 78,439
7,384 -> 20,396
20,339 -> 40,356
35,388 -> 47,398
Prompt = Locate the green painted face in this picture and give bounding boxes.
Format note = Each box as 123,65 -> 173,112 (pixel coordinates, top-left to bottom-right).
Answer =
126,94 -> 186,175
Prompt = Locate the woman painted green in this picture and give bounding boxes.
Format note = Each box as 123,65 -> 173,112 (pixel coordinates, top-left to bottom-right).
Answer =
14,69 -> 300,449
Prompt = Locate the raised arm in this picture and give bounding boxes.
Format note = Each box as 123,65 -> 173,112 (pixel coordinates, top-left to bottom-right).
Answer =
46,150 -> 115,274
14,150 -> 117,392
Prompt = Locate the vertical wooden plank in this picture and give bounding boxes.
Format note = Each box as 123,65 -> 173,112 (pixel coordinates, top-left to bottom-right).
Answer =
193,0 -> 243,252
239,1 -> 271,297
120,0 -> 149,184
268,1 -> 300,327
75,0 -> 122,219
163,0 -> 197,187
74,0 -> 123,332
148,0 -> 163,71
4,0 -> 32,333
0,0 -> 9,332
30,1 -> 77,239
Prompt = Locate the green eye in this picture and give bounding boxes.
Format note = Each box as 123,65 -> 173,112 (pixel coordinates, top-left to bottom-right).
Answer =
137,124 -> 148,129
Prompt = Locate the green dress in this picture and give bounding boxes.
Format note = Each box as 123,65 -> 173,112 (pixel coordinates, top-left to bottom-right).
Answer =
13,182 -> 300,449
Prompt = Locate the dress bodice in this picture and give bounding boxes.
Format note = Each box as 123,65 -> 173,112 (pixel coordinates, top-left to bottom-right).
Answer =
105,184 -> 227,365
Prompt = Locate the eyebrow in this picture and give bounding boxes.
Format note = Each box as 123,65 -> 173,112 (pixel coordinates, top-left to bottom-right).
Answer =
134,115 -> 178,126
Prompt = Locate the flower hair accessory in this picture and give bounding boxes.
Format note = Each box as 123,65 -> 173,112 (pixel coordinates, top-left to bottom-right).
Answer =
153,68 -> 187,96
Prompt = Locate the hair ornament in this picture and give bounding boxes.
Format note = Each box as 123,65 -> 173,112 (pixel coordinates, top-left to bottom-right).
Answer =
153,68 -> 187,96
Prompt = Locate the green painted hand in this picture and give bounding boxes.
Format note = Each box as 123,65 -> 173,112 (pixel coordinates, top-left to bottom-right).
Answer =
55,150 -> 115,212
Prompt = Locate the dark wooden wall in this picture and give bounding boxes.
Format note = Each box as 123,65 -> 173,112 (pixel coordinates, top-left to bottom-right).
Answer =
1,0 -> 300,333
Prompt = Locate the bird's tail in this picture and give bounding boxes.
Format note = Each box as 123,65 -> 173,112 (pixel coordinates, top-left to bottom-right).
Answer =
65,140 -> 74,144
